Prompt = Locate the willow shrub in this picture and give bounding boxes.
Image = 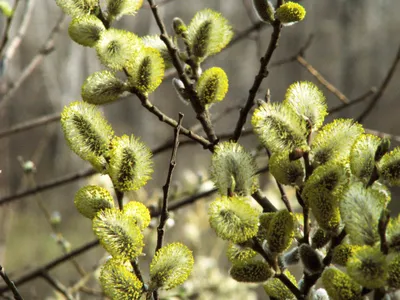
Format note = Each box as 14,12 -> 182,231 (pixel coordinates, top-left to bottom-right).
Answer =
55,0 -> 400,299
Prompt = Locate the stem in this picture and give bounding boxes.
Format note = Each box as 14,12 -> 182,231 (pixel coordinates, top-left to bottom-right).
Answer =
231,20 -> 282,142
146,0 -> 218,145
0,265 -> 24,300
153,114 -> 183,300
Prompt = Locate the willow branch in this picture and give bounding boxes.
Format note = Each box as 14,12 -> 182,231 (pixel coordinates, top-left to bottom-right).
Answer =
147,0 -> 218,145
357,44 -> 400,123
232,20 -> 282,142
0,265 -> 24,300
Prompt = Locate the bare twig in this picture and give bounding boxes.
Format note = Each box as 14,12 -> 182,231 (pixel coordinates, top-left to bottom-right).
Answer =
231,18 -> 282,142
155,113 -> 183,253
154,113 -> 183,300
0,112 -> 60,139
0,14 -> 66,111
328,88 -> 376,114
0,129 -> 254,206
0,0 -> 22,56
0,265 -> 24,300
133,89 -> 212,149
357,44 -> 400,123
296,55 -> 349,104
0,0 -> 34,65
40,272 -> 75,300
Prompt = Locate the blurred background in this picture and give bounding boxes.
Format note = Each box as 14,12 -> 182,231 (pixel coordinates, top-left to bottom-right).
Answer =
0,0 -> 400,298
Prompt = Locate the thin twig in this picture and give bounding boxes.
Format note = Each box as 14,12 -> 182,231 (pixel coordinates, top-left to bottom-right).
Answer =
252,238 -> 304,299
147,0 -> 218,145
302,228 -> 348,295
0,239 -> 100,295
231,19 -> 282,142
357,44 -> 400,123
0,0 -> 22,57
328,88 -> 376,114
0,113 -> 60,139
0,14 -> 66,111
378,210 -> 390,255
0,129 -> 254,206
154,113 -> 183,300
40,272 -> 74,300
296,55 -> 349,104
133,89 -> 212,150
155,113 -> 183,253
0,265 -> 24,300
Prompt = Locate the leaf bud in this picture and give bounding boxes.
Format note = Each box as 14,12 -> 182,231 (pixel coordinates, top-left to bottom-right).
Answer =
210,141 -> 258,196
252,0 -> 275,24
122,201 -> 151,230
60,101 -> 114,172
82,70 -> 127,105
197,67 -> 228,106
321,267 -> 362,300
172,17 -> 187,35
346,246 -> 388,289
187,9 -> 233,61
299,244 -> 323,275
230,260 -> 274,282
269,150 -> 304,186
266,210 -> 295,253
100,258 -> 143,300
252,102 -> 309,154
149,242 -> 194,290
74,185 -> 114,219
263,270 -> 297,299
378,147 -> 400,186
68,15 -> 105,47
208,195 -> 260,243
107,0 -> 143,22
93,208 -> 144,260
126,47 -> 165,94
108,135 -> 153,192
275,2 -> 306,25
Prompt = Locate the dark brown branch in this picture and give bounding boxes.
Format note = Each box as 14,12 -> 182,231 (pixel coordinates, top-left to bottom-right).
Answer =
378,210 -> 390,255
155,113 -> 183,253
251,189 -> 277,213
147,0 -> 218,145
0,265 -> 24,300
133,89 -> 212,149
40,272 -> 74,300
357,44 -> 400,123
154,113 -> 183,300
231,20 -> 282,142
